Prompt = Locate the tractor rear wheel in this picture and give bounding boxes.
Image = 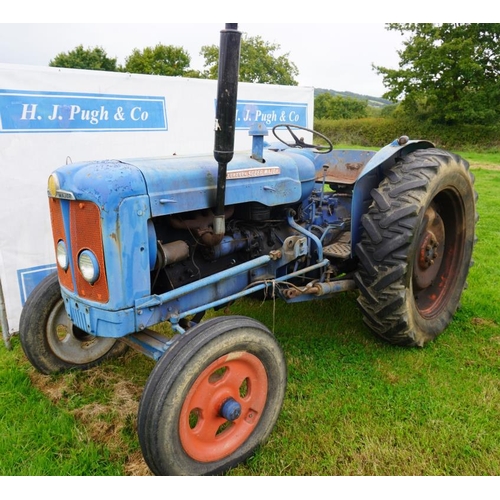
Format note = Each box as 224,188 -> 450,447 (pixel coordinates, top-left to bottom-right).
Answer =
137,316 -> 287,476
355,148 -> 477,347
19,272 -> 127,374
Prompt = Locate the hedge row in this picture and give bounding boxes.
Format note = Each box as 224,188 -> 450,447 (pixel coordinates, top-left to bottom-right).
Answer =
314,117 -> 500,152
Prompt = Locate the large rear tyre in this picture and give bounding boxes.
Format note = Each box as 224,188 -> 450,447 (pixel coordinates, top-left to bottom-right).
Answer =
137,316 -> 287,476
19,273 -> 127,374
355,148 -> 477,347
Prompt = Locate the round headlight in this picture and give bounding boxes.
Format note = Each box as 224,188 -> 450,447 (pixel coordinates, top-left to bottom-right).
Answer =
48,173 -> 60,197
78,250 -> 100,284
56,240 -> 69,270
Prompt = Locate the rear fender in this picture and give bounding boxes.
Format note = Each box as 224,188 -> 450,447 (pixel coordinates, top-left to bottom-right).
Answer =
351,138 -> 435,253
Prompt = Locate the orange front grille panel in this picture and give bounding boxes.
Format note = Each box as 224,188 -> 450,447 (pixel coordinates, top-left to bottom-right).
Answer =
69,201 -> 109,303
48,198 -> 74,292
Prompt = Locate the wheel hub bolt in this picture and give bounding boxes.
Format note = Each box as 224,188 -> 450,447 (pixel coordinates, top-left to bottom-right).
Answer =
420,235 -> 439,268
220,397 -> 242,421
426,240 -> 438,265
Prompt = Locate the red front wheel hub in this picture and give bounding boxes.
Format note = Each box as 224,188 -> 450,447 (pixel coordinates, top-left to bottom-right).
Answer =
179,351 -> 268,462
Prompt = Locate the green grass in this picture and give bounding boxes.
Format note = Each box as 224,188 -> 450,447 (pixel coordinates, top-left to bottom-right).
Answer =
1,162 -> 499,476
0,341 -> 124,475
456,150 -> 500,167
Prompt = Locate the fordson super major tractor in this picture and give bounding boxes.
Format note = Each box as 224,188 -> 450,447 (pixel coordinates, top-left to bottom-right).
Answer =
19,24 -> 477,475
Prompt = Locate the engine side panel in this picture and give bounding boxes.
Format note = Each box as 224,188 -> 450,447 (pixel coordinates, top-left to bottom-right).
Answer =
124,150 -> 315,217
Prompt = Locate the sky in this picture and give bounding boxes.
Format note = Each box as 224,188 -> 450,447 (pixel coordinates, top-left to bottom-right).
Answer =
1,3 -> 479,98
0,21 -> 407,98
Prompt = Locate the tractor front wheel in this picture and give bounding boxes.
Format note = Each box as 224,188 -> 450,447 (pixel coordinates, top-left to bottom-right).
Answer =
137,316 -> 287,476
355,148 -> 477,347
19,272 -> 127,374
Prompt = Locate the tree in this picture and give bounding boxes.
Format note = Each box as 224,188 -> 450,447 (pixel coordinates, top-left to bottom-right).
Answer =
374,23 -> 500,125
201,35 -> 299,85
123,44 -> 198,77
49,45 -> 118,71
314,92 -> 368,120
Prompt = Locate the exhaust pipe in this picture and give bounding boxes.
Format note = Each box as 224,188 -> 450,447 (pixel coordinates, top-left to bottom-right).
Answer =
212,23 -> 242,245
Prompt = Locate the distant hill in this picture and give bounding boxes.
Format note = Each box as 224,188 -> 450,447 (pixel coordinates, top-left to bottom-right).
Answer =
314,88 -> 394,108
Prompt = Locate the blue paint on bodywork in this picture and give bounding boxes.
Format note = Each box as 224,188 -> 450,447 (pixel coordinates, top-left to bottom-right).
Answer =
122,150 -> 316,217
53,159 -> 148,206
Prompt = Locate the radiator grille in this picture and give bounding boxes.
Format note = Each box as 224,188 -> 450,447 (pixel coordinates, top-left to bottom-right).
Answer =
49,198 -> 109,303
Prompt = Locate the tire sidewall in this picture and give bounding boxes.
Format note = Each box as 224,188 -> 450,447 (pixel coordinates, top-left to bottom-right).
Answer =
20,273 -> 69,373
406,160 -> 475,340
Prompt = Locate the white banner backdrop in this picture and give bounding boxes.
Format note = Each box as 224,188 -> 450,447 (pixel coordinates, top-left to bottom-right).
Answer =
0,63 -> 314,335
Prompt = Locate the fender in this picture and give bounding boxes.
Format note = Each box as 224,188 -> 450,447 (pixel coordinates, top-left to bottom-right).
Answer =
351,138 -> 435,252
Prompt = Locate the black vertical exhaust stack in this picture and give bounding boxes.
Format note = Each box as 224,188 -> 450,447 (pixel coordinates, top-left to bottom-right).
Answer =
212,23 -> 242,244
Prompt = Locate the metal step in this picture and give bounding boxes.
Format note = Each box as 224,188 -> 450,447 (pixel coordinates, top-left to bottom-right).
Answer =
121,328 -> 173,361
323,242 -> 351,259
323,232 -> 351,259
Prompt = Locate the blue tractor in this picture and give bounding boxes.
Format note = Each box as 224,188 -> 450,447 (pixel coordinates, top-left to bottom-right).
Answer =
19,24 -> 476,475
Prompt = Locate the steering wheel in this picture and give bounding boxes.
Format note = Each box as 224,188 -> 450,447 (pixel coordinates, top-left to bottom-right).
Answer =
272,124 -> 333,154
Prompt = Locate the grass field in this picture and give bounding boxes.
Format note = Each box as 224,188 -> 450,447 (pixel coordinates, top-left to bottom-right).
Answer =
1,158 -> 499,476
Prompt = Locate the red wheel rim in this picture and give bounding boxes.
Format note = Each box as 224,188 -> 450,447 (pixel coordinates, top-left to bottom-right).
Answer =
179,351 -> 268,462
412,192 -> 465,318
